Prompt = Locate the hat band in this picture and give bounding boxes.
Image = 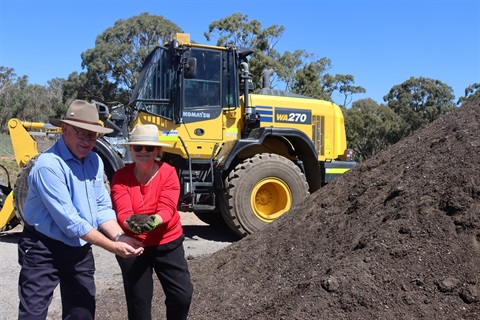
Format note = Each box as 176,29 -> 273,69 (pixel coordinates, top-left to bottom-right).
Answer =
130,136 -> 159,143
65,117 -> 102,126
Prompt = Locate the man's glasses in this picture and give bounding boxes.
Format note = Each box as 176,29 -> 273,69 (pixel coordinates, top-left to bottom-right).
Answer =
133,145 -> 155,152
71,126 -> 100,141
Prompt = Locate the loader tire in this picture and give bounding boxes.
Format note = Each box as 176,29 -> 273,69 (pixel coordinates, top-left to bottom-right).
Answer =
13,155 -> 39,224
221,153 -> 309,237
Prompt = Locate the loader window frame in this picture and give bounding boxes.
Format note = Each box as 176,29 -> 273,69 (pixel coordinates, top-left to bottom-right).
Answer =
183,49 -> 222,109
132,46 -> 174,120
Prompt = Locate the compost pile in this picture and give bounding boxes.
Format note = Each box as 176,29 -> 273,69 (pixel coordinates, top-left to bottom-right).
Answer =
97,99 -> 480,319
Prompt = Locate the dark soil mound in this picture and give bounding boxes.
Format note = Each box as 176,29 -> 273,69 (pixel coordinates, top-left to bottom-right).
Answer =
98,99 -> 480,319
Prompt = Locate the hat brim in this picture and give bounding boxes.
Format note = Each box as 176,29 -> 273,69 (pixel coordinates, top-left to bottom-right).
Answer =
49,118 -> 113,134
120,141 -> 171,147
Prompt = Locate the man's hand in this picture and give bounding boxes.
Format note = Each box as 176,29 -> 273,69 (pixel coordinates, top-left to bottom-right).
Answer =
113,240 -> 144,258
81,225 -> 144,258
126,214 -> 162,233
116,234 -> 144,249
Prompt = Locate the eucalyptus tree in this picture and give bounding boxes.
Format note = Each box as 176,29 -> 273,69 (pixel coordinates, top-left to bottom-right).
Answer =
204,13 -> 364,104
289,58 -> 333,101
0,67 -> 22,129
0,67 -> 19,117
45,78 -> 67,120
61,70 -> 124,113
0,66 -> 17,95
81,13 -> 182,104
14,84 -> 52,121
0,67 -> 64,127
333,74 -> 366,107
384,76 -> 456,137
457,83 -> 480,105
344,98 -> 403,162
204,12 -> 284,91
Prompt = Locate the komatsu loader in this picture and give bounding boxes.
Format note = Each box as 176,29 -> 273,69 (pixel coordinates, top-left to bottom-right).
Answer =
0,33 -> 356,237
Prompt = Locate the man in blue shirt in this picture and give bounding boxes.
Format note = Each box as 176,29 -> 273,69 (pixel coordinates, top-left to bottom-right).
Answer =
17,100 -> 144,320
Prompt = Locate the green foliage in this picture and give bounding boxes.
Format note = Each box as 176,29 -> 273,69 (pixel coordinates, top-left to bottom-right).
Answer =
205,12 -> 284,92
344,99 -> 403,162
334,74 -> 367,107
457,83 -> 480,105
80,13 -> 183,102
204,13 -> 365,103
384,76 -> 456,137
290,58 -> 333,100
277,50 -> 311,90
289,62 -> 365,105
0,67 -> 64,131
62,71 -> 126,108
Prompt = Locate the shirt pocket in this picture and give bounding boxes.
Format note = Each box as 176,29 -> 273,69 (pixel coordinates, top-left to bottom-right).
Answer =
92,176 -> 106,199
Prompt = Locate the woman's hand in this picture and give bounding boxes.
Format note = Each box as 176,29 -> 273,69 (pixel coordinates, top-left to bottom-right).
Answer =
143,215 -> 161,232
126,214 -> 162,233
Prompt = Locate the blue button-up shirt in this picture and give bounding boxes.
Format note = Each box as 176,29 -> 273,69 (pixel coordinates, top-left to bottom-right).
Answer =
23,136 -> 116,247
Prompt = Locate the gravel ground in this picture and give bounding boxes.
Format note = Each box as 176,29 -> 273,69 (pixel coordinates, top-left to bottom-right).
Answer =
0,211 -> 238,320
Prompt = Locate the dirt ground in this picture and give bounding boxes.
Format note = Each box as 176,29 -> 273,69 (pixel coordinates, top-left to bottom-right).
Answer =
96,99 -> 480,319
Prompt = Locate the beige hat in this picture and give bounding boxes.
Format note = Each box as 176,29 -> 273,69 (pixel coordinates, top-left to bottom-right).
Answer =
121,124 -> 170,147
49,100 -> 113,134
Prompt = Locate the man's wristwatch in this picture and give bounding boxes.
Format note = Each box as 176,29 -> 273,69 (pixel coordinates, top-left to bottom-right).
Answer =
113,232 -> 125,242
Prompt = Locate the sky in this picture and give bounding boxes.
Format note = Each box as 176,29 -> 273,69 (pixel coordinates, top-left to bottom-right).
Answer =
0,0 -> 479,106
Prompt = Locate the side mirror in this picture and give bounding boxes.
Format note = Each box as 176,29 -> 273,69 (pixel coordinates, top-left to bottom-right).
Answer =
184,57 -> 197,79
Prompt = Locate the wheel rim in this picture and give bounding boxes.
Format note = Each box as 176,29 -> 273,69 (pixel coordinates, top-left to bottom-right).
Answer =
251,177 -> 292,222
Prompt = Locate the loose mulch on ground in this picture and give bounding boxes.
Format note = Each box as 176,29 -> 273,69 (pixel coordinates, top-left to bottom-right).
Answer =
97,99 -> 480,320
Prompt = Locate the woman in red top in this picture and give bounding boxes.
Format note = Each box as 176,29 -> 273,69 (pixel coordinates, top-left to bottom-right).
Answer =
111,124 -> 193,320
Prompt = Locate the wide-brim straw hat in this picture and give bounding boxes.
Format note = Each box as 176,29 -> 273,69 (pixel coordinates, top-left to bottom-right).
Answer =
120,124 -> 171,147
49,100 -> 113,134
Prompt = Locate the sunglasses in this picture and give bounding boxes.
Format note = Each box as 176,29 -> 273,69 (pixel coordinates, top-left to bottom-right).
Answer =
133,145 -> 155,152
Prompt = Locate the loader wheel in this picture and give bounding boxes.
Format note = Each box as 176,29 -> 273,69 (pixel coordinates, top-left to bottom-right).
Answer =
221,153 -> 309,237
13,155 -> 39,224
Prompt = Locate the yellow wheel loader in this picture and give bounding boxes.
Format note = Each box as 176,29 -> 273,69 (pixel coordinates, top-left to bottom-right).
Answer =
0,33 -> 356,237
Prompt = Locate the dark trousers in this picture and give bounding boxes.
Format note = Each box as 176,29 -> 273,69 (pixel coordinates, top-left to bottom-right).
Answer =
17,227 -> 95,320
116,235 -> 193,320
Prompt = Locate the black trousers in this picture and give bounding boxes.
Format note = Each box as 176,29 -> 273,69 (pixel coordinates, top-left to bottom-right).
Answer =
116,235 -> 193,320
17,227 -> 95,320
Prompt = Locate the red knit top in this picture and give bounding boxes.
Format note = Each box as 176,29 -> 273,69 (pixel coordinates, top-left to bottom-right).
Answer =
111,161 -> 183,246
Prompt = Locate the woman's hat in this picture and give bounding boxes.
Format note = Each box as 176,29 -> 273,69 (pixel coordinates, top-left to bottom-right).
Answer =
121,124 -> 171,147
49,100 -> 113,134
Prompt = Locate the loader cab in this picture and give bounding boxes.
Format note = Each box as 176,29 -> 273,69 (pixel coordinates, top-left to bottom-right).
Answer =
129,42 -> 249,125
